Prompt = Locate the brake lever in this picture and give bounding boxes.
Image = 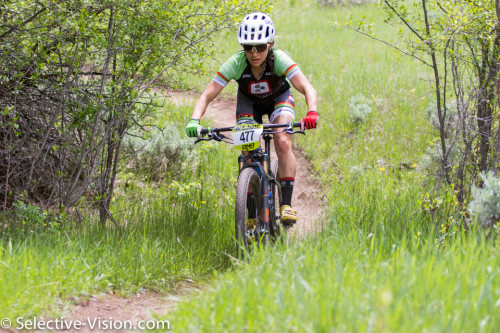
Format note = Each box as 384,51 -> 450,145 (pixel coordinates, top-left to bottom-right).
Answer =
194,132 -> 228,144
212,132 -> 227,141
194,136 -> 211,144
286,129 -> 305,135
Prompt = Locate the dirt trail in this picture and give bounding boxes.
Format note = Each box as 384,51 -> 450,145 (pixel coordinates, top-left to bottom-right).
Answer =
62,92 -> 323,329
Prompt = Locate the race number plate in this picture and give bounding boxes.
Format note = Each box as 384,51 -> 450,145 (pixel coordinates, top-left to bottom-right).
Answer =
232,124 -> 263,151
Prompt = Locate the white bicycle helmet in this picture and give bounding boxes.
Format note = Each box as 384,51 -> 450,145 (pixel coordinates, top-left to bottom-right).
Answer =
237,12 -> 275,45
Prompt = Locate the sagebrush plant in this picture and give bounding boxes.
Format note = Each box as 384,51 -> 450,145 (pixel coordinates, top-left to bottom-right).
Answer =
418,138 -> 464,176
425,99 -> 475,137
348,94 -> 373,123
469,172 -> 500,227
122,122 -> 194,180
348,165 -> 364,179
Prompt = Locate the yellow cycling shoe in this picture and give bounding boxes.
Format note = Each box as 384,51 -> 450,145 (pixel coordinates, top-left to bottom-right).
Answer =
246,218 -> 257,230
246,218 -> 257,242
280,205 -> 298,225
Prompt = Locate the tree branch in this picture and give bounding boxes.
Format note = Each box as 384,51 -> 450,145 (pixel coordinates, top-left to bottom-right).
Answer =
342,26 -> 432,67
0,6 -> 47,40
383,0 -> 425,41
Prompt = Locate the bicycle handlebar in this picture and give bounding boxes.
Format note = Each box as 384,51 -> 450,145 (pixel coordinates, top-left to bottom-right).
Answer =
195,121 -> 304,144
200,121 -> 302,135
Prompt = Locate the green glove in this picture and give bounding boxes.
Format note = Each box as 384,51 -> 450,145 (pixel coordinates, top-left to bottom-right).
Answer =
186,118 -> 201,138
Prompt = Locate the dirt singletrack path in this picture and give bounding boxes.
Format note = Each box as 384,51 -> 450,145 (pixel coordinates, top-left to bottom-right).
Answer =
61,91 -> 324,331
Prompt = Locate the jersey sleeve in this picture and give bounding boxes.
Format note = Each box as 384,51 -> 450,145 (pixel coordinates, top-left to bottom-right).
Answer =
213,51 -> 247,87
273,49 -> 302,80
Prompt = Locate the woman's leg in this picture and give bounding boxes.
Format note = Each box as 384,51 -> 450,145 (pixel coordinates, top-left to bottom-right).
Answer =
273,114 -> 296,185
270,90 -> 298,224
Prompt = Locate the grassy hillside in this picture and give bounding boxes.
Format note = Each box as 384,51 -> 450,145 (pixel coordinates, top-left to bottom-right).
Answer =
168,1 -> 500,332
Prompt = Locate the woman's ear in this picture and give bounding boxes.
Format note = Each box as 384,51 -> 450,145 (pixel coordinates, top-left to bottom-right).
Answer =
269,42 -> 274,50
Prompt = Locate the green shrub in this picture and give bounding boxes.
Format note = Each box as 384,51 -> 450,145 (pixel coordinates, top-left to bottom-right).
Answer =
7,201 -> 64,235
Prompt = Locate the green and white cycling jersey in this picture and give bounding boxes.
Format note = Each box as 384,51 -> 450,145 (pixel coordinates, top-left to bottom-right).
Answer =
213,49 -> 301,103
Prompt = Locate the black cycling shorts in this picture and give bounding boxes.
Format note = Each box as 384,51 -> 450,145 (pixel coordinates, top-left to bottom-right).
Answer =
236,89 -> 295,124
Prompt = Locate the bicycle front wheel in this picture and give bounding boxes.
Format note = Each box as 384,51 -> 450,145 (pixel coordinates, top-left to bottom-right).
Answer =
235,167 -> 261,257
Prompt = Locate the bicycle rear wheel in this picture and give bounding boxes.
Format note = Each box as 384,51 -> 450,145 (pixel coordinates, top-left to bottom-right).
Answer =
235,167 -> 261,257
269,159 -> 283,240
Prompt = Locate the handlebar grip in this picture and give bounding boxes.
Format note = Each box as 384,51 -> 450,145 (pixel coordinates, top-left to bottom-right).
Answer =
200,128 -> 209,135
293,121 -> 302,128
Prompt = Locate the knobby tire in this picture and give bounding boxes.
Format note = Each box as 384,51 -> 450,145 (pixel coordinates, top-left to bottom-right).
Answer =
235,167 -> 261,258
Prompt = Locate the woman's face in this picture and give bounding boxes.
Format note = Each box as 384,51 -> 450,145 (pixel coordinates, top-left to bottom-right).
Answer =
243,43 -> 271,68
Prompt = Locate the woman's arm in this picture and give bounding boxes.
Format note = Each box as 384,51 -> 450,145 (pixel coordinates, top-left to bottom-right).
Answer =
191,81 -> 225,120
289,71 -> 319,129
289,71 -> 317,112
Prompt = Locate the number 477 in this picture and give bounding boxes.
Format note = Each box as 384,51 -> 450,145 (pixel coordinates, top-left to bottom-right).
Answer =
240,130 -> 254,143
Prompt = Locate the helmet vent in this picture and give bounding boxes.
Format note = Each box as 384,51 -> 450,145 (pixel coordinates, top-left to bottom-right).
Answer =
265,27 -> 269,37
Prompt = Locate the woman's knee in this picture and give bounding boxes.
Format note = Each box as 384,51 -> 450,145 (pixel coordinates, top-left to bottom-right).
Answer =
274,135 -> 292,154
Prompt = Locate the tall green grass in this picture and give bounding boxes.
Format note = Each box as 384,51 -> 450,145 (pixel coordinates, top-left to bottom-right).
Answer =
0,101 -> 242,318
167,1 -> 500,331
170,230 -> 500,332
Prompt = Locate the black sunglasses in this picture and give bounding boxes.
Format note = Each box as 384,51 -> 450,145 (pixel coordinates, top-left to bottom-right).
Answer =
242,44 -> 268,52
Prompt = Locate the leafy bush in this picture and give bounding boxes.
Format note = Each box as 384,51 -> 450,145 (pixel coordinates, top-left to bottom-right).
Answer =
6,201 -> 64,235
468,172 -> 500,227
0,0 -> 272,220
348,94 -> 373,123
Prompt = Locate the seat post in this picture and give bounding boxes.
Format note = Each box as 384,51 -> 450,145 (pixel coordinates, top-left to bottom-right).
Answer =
262,133 -> 273,176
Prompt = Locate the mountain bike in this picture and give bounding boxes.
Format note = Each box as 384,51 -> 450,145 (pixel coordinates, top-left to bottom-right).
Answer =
195,121 -> 305,257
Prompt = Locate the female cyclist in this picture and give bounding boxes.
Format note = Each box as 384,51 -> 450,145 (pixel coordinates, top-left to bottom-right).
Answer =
186,12 -> 318,225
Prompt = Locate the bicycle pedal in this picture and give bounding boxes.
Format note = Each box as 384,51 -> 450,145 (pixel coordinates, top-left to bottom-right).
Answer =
282,220 -> 297,227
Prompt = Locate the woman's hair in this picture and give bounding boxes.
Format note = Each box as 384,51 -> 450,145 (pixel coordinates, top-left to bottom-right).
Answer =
265,48 -> 275,72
